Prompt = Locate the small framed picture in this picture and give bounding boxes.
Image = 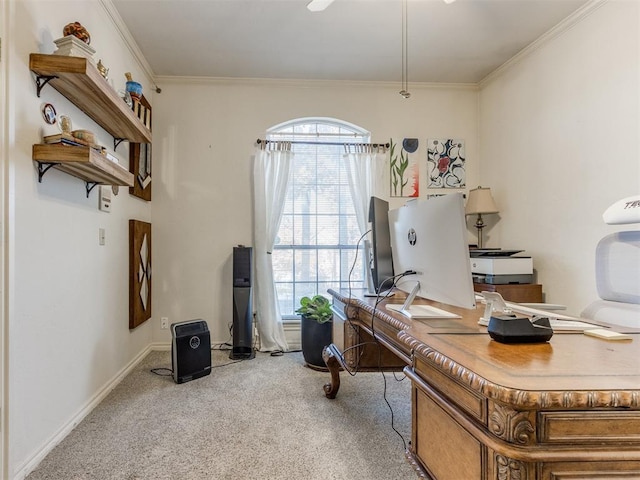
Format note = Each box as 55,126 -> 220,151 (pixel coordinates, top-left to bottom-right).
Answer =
42,103 -> 57,125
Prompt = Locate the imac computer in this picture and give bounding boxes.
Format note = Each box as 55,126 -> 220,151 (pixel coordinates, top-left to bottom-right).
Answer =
364,196 -> 395,297
386,193 -> 476,319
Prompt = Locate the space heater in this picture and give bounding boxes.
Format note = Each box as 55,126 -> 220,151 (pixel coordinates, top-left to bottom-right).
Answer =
171,319 -> 212,384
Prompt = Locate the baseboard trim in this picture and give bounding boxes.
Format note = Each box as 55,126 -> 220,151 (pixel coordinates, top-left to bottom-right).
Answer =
14,345 -> 154,480
150,341 -> 171,351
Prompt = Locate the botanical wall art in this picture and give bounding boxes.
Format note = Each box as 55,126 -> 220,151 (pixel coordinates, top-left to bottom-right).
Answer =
390,138 -> 419,198
427,138 -> 466,189
129,219 -> 152,329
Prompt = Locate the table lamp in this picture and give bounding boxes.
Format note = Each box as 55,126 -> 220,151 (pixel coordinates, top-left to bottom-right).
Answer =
465,186 -> 499,248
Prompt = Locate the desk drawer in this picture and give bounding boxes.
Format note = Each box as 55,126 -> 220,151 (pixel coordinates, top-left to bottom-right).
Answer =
414,385 -> 484,480
539,411 -> 640,444
414,358 -> 486,423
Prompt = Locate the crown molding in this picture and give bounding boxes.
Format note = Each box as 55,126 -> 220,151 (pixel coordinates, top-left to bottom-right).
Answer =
154,74 -> 479,91
98,0 -> 156,84
479,0 -> 607,88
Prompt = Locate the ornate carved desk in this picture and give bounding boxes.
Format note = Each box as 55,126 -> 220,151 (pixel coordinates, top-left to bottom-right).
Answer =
326,289 -> 640,479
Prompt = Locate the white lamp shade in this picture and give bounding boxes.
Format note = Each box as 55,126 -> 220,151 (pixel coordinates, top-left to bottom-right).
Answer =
465,187 -> 498,215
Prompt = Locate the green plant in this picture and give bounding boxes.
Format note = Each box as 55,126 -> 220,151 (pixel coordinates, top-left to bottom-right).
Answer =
295,295 -> 333,324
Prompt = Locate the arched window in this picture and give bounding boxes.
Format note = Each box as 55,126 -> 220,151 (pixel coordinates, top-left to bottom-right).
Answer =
268,118 -> 371,317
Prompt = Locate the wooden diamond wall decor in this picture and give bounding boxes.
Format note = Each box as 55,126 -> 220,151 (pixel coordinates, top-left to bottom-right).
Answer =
129,219 -> 151,329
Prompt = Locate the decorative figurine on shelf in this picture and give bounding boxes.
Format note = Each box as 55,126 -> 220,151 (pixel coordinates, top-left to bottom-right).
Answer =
58,114 -> 72,135
125,72 -> 142,101
53,21 -> 95,64
97,59 -> 109,80
63,21 -> 91,44
118,90 -> 133,108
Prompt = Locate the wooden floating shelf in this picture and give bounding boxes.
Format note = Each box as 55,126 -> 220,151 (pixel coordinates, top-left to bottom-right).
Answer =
33,144 -> 134,189
29,53 -> 152,144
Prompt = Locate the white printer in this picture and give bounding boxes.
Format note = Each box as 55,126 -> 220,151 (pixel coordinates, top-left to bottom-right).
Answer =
469,250 -> 533,284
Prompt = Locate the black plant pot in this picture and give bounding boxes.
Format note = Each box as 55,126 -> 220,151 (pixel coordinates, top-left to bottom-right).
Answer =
300,315 -> 333,370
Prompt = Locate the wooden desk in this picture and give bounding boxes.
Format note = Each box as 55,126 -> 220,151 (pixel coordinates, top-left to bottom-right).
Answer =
326,289 -> 640,479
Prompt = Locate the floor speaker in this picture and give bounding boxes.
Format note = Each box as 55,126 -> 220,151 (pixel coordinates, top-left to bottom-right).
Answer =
171,319 -> 211,383
232,246 -> 255,359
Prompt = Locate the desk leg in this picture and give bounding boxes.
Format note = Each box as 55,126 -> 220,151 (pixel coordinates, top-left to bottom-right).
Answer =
322,343 -> 343,399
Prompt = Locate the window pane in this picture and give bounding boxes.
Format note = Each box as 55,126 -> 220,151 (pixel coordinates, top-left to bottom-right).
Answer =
317,216 -> 339,245
293,185 -> 316,215
317,249 -> 339,282
295,249 -> 317,282
293,215 -> 317,245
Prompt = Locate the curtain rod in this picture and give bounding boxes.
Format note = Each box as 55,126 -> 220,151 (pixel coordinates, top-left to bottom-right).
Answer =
256,139 -> 390,148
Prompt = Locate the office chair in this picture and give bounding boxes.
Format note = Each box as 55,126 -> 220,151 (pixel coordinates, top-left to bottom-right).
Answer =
580,195 -> 640,329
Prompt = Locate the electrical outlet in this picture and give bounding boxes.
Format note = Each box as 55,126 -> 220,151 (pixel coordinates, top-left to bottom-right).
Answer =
161,317 -> 169,329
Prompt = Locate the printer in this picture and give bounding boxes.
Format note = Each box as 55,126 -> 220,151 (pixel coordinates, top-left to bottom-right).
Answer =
470,253 -> 533,285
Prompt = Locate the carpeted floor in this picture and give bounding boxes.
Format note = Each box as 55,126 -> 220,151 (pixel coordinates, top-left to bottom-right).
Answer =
27,349 -> 416,479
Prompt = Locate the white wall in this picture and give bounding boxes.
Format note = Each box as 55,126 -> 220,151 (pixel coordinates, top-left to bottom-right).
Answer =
6,1 -> 153,477
150,78 -> 480,345
479,0 -> 640,313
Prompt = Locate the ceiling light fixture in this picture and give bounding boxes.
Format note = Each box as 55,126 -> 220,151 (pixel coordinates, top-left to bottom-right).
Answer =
307,0 -> 335,12
399,0 -> 410,98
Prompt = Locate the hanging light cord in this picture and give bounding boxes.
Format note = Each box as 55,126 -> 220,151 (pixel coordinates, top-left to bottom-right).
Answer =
399,0 -> 411,98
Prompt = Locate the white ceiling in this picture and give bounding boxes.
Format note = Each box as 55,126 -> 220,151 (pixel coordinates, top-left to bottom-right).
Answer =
112,0 -> 590,84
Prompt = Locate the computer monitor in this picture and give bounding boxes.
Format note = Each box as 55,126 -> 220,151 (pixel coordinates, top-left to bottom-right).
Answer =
365,196 -> 395,296
387,193 -> 476,318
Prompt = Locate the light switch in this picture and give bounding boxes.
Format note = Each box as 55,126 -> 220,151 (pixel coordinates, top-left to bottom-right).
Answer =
99,228 -> 106,246
99,186 -> 111,213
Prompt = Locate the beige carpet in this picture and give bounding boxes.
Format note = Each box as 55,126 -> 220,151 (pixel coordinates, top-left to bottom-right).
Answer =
27,349 -> 416,479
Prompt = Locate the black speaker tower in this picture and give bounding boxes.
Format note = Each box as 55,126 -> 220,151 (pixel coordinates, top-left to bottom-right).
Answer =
231,246 -> 255,359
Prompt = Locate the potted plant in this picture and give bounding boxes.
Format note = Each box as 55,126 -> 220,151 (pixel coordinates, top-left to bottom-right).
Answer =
296,295 -> 333,370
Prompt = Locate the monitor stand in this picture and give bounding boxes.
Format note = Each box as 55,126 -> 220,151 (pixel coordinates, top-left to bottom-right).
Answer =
385,282 -> 459,319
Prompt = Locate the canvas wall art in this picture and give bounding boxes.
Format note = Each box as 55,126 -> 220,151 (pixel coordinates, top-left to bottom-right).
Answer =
390,138 -> 419,198
427,139 -> 465,189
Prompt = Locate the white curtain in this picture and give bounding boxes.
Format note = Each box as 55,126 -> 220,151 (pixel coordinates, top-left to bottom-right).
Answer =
343,144 -> 387,236
252,142 -> 293,352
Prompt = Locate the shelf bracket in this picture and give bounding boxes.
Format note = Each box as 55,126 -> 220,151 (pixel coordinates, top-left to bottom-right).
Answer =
34,75 -> 58,98
114,138 -> 126,151
85,182 -> 100,198
37,162 -> 59,182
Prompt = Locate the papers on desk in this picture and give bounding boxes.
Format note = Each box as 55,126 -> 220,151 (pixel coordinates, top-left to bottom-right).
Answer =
583,328 -> 632,340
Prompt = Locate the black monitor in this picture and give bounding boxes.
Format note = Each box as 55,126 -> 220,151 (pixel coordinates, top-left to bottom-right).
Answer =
365,196 -> 395,295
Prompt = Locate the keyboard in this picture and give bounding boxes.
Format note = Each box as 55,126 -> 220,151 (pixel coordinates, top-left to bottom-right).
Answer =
385,303 -> 460,319
505,302 -> 578,321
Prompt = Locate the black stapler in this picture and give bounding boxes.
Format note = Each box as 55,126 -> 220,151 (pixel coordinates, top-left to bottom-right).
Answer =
487,314 -> 554,344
